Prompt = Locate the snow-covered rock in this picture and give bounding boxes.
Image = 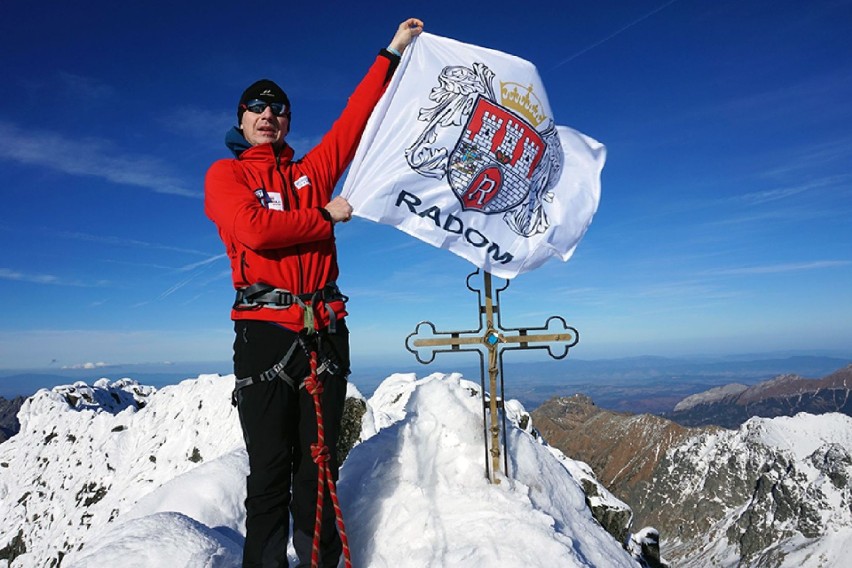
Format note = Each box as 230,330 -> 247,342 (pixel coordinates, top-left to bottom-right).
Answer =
0,375 -> 243,567
0,372 -> 637,567
644,412 -> 852,566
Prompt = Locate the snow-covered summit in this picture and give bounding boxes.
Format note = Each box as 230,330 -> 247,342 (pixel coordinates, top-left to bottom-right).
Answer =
0,372 -> 638,567
340,373 -> 636,566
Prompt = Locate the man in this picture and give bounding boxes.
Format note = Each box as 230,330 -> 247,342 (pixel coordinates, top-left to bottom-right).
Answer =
205,18 -> 423,568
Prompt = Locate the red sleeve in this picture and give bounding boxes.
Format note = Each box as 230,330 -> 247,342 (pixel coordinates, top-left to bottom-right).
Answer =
300,52 -> 395,197
205,160 -> 332,250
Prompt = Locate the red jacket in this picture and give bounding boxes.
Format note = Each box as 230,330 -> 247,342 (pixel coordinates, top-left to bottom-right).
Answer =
205,51 -> 397,331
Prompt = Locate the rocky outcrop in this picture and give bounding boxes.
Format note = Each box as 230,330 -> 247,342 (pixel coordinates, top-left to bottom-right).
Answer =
533,394 -> 701,508
338,396 -> 366,463
581,477 -> 633,545
649,414 -> 852,565
627,528 -> 669,568
0,396 -> 25,443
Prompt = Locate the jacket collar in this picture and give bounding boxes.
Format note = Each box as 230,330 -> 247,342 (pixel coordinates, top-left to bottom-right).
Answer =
225,127 -> 294,162
225,126 -> 251,157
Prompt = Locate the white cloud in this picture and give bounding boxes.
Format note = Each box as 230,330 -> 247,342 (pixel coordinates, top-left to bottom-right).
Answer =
48,229 -> 213,257
552,0 -> 682,69
0,121 -> 200,198
734,175 -> 850,205
0,267 -> 108,287
130,254 -> 228,308
158,106 -> 234,145
57,72 -> 115,100
760,138 -> 852,178
708,260 -> 851,276
61,361 -> 109,370
177,254 -> 227,272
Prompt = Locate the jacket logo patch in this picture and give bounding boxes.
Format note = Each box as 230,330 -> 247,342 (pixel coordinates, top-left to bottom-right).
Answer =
254,187 -> 284,211
294,175 -> 310,190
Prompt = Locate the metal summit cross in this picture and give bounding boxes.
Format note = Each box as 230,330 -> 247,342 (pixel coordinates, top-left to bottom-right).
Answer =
405,269 -> 578,484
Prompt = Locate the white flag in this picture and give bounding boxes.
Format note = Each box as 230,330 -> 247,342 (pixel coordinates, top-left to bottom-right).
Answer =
342,32 -> 605,279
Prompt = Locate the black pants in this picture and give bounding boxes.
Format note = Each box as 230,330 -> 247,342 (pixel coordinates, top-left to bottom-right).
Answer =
234,319 -> 350,568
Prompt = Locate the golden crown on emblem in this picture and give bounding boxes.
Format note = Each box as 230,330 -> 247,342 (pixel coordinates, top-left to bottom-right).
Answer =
499,82 -> 548,128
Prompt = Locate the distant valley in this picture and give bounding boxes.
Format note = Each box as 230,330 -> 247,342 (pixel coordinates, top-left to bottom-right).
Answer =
504,354 -> 851,413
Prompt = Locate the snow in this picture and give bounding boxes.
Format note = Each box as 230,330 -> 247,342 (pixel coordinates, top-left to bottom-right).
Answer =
5,369 -> 852,567
66,512 -> 242,568
626,527 -> 660,555
339,373 -> 634,567
657,411 -> 852,566
0,371 -> 637,568
780,528 -> 852,568
745,411 -> 852,460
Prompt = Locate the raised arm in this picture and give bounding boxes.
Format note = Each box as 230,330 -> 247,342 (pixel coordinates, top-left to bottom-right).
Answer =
300,18 -> 423,199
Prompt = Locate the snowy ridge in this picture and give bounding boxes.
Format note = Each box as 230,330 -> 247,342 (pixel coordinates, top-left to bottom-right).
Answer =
0,372 -> 639,567
651,412 -> 852,566
668,365 -> 852,428
0,375 -> 245,567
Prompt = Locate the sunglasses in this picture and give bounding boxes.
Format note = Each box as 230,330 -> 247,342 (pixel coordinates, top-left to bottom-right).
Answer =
242,99 -> 289,116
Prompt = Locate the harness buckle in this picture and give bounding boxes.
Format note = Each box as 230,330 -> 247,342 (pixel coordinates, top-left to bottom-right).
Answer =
303,305 -> 316,334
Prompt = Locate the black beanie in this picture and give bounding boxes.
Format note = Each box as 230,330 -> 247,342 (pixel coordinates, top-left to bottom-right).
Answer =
237,79 -> 290,124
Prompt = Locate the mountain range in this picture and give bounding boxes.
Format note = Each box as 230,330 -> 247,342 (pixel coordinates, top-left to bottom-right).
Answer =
532,392 -> 852,566
4,354 -> 849,410
666,364 -> 852,427
0,373 -> 651,567
4,365 -> 852,566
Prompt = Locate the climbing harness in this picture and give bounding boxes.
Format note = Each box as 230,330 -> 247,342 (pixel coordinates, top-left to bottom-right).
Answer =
234,282 -> 346,317
230,338 -> 339,405
230,282 -> 346,405
232,283 -> 353,568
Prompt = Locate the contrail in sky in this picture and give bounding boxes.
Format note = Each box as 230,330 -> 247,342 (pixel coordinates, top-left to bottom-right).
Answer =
552,0 -> 683,69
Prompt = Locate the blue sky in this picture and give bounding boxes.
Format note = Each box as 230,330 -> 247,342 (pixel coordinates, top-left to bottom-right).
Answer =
1,0 -> 851,373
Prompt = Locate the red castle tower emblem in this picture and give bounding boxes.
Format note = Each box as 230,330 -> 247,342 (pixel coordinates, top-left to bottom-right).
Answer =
448,96 -> 545,214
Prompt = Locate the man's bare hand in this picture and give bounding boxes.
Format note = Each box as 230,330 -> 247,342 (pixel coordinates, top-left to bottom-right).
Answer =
324,196 -> 353,223
388,18 -> 424,54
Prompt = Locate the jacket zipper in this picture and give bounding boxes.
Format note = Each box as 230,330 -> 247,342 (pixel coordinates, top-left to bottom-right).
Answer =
239,251 -> 249,283
275,152 -> 305,293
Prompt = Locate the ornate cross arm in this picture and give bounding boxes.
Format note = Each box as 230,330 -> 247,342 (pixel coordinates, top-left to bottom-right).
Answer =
406,317 -> 578,363
404,269 -> 580,483
405,321 -> 486,364
498,316 -> 579,357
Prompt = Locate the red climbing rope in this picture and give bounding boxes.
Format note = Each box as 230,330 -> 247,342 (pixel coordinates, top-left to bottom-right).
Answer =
304,342 -> 352,568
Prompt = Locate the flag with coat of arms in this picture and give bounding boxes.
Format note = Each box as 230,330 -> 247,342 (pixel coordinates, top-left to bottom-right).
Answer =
341,32 -> 606,279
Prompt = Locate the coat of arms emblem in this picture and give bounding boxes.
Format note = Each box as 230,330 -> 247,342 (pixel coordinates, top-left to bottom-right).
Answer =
405,63 -> 564,237
448,96 -> 544,214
